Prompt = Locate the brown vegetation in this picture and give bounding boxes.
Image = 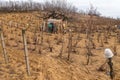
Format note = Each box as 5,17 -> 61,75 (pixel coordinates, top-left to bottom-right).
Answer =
0,1 -> 120,80
0,11 -> 120,80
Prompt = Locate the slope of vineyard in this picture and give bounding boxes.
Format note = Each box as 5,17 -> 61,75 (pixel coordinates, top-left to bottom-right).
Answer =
0,12 -> 120,80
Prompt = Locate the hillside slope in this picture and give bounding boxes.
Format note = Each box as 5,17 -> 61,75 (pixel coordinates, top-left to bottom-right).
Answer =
0,12 -> 120,80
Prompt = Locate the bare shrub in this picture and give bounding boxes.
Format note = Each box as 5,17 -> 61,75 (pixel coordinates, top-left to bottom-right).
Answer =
0,0 -> 42,12
42,0 -> 78,21
87,4 -> 101,17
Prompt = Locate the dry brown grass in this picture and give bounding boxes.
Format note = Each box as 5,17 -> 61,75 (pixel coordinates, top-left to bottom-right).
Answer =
0,12 -> 120,80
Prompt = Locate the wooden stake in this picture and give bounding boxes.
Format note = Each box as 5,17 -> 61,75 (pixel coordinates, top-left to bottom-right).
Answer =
59,35 -> 64,58
0,28 -> 8,64
108,58 -> 115,80
68,29 -> 72,60
22,29 -> 30,76
39,24 -> 43,45
33,27 -> 38,51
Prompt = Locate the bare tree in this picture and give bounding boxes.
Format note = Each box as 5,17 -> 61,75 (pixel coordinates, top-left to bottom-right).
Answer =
0,0 -> 42,12
42,0 -> 77,20
87,4 -> 101,17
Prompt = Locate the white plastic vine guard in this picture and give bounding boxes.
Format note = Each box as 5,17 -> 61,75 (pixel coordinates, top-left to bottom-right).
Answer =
104,48 -> 114,58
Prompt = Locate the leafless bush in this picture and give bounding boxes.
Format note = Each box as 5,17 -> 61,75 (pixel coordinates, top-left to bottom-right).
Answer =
0,0 -> 42,12
43,0 -> 77,14
98,60 -> 107,71
117,31 -> 120,43
97,30 -> 102,43
72,33 -> 80,53
47,36 -> 53,52
85,40 -> 92,65
87,4 -> 101,17
113,45 -> 117,55
42,0 -> 78,21
100,37 -> 104,47
59,35 -> 64,58
104,31 -> 108,43
56,34 -> 63,45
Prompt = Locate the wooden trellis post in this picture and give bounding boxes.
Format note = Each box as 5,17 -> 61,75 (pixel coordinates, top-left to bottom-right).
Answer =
43,21 -> 47,32
108,58 -> 114,80
40,23 -> 44,45
97,30 -> 101,43
68,29 -> 72,60
85,40 -> 92,65
0,28 -> 8,64
104,48 -> 115,80
59,35 -> 64,58
22,29 -> 30,76
33,27 -> 38,51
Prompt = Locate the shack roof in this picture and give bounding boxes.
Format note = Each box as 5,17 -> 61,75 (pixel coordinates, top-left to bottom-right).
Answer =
47,19 -> 62,23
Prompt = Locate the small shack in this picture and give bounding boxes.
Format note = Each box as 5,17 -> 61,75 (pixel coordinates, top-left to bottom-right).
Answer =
41,11 -> 68,33
41,18 -> 67,33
